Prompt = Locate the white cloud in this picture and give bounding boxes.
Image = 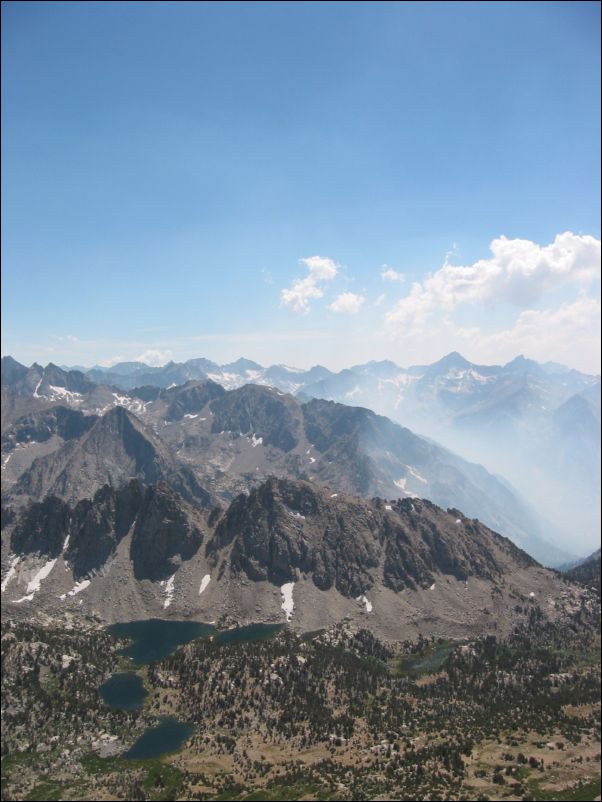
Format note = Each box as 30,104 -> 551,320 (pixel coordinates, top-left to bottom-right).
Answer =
374,293 -> 386,306
281,255 -> 339,312
386,232 -> 601,333
471,296 -> 601,370
328,292 -> 365,314
300,255 -> 338,281
281,276 -> 325,313
136,349 -> 173,366
380,266 -> 405,282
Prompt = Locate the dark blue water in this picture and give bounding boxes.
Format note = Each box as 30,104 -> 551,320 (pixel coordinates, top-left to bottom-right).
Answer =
108,619 -> 215,664
99,672 -> 148,710
108,619 -> 285,664
124,717 -> 194,760
215,623 -> 284,646
103,620 -> 284,760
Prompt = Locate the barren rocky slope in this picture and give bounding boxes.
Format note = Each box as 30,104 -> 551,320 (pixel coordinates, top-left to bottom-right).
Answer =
1,477 -> 580,641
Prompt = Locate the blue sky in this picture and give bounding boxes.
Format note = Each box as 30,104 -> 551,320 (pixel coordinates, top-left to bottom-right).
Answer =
2,1 -> 600,371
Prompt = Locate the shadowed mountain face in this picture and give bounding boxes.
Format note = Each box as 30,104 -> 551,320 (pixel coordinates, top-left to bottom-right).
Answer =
1,406 -> 97,449
209,385 -> 301,452
130,482 -> 207,581
2,475 -> 573,641
207,478 -> 534,595
10,496 -> 72,559
7,480 -> 209,583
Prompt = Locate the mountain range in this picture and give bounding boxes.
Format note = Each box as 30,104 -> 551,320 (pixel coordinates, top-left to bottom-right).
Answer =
1,351 -> 598,638
1,358 -> 570,564
0,476 -> 580,639
70,351 -> 600,557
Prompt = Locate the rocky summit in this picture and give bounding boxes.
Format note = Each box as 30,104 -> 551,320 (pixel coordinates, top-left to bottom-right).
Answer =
1,475 -> 579,641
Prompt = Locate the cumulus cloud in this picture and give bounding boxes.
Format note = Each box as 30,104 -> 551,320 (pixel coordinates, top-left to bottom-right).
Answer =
328,292 -> 365,314
281,255 -> 339,312
385,232 -> 601,333
281,277 -> 325,313
136,349 -> 173,366
472,296 -> 601,369
300,255 -> 338,281
380,266 -> 405,282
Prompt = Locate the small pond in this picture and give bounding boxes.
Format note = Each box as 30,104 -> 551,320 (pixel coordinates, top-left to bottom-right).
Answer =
124,717 -> 194,760
99,672 -> 148,711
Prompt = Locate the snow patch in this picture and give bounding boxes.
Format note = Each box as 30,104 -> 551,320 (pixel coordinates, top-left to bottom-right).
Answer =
26,559 -> 58,595
207,371 -> 242,390
69,579 -> 90,596
48,385 -> 83,404
394,477 -> 418,498
161,573 -> 176,608
280,582 -> 295,621
356,594 -> 373,613
184,413 -> 199,419
385,504 -> 392,511
405,465 -> 427,484
429,583 -> 436,591
14,593 -> 35,604
1,556 -> 20,592
250,433 -> 263,448
330,493 -> 338,498
285,506 -> 305,520
455,518 -> 462,525
199,574 -> 211,595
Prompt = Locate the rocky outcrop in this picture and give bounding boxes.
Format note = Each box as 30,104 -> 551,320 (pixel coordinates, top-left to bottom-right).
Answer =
10,496 -> 72,558
3,476 -> 576,640
1,406 -> 97,451
5,406 -> 214,508
7,479 -> 208,582
163,380 -> 225,422
66,481 -> 144,578
130,482 -> 206,580
207,478 -> 537,597
209,385 -> 301,452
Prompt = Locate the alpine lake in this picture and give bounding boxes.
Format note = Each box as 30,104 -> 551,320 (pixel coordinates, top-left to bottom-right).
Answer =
99,619 -> 284,759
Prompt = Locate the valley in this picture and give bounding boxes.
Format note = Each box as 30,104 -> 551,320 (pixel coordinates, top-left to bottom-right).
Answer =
1,354 -> 600,801
1,600 -> 600,801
